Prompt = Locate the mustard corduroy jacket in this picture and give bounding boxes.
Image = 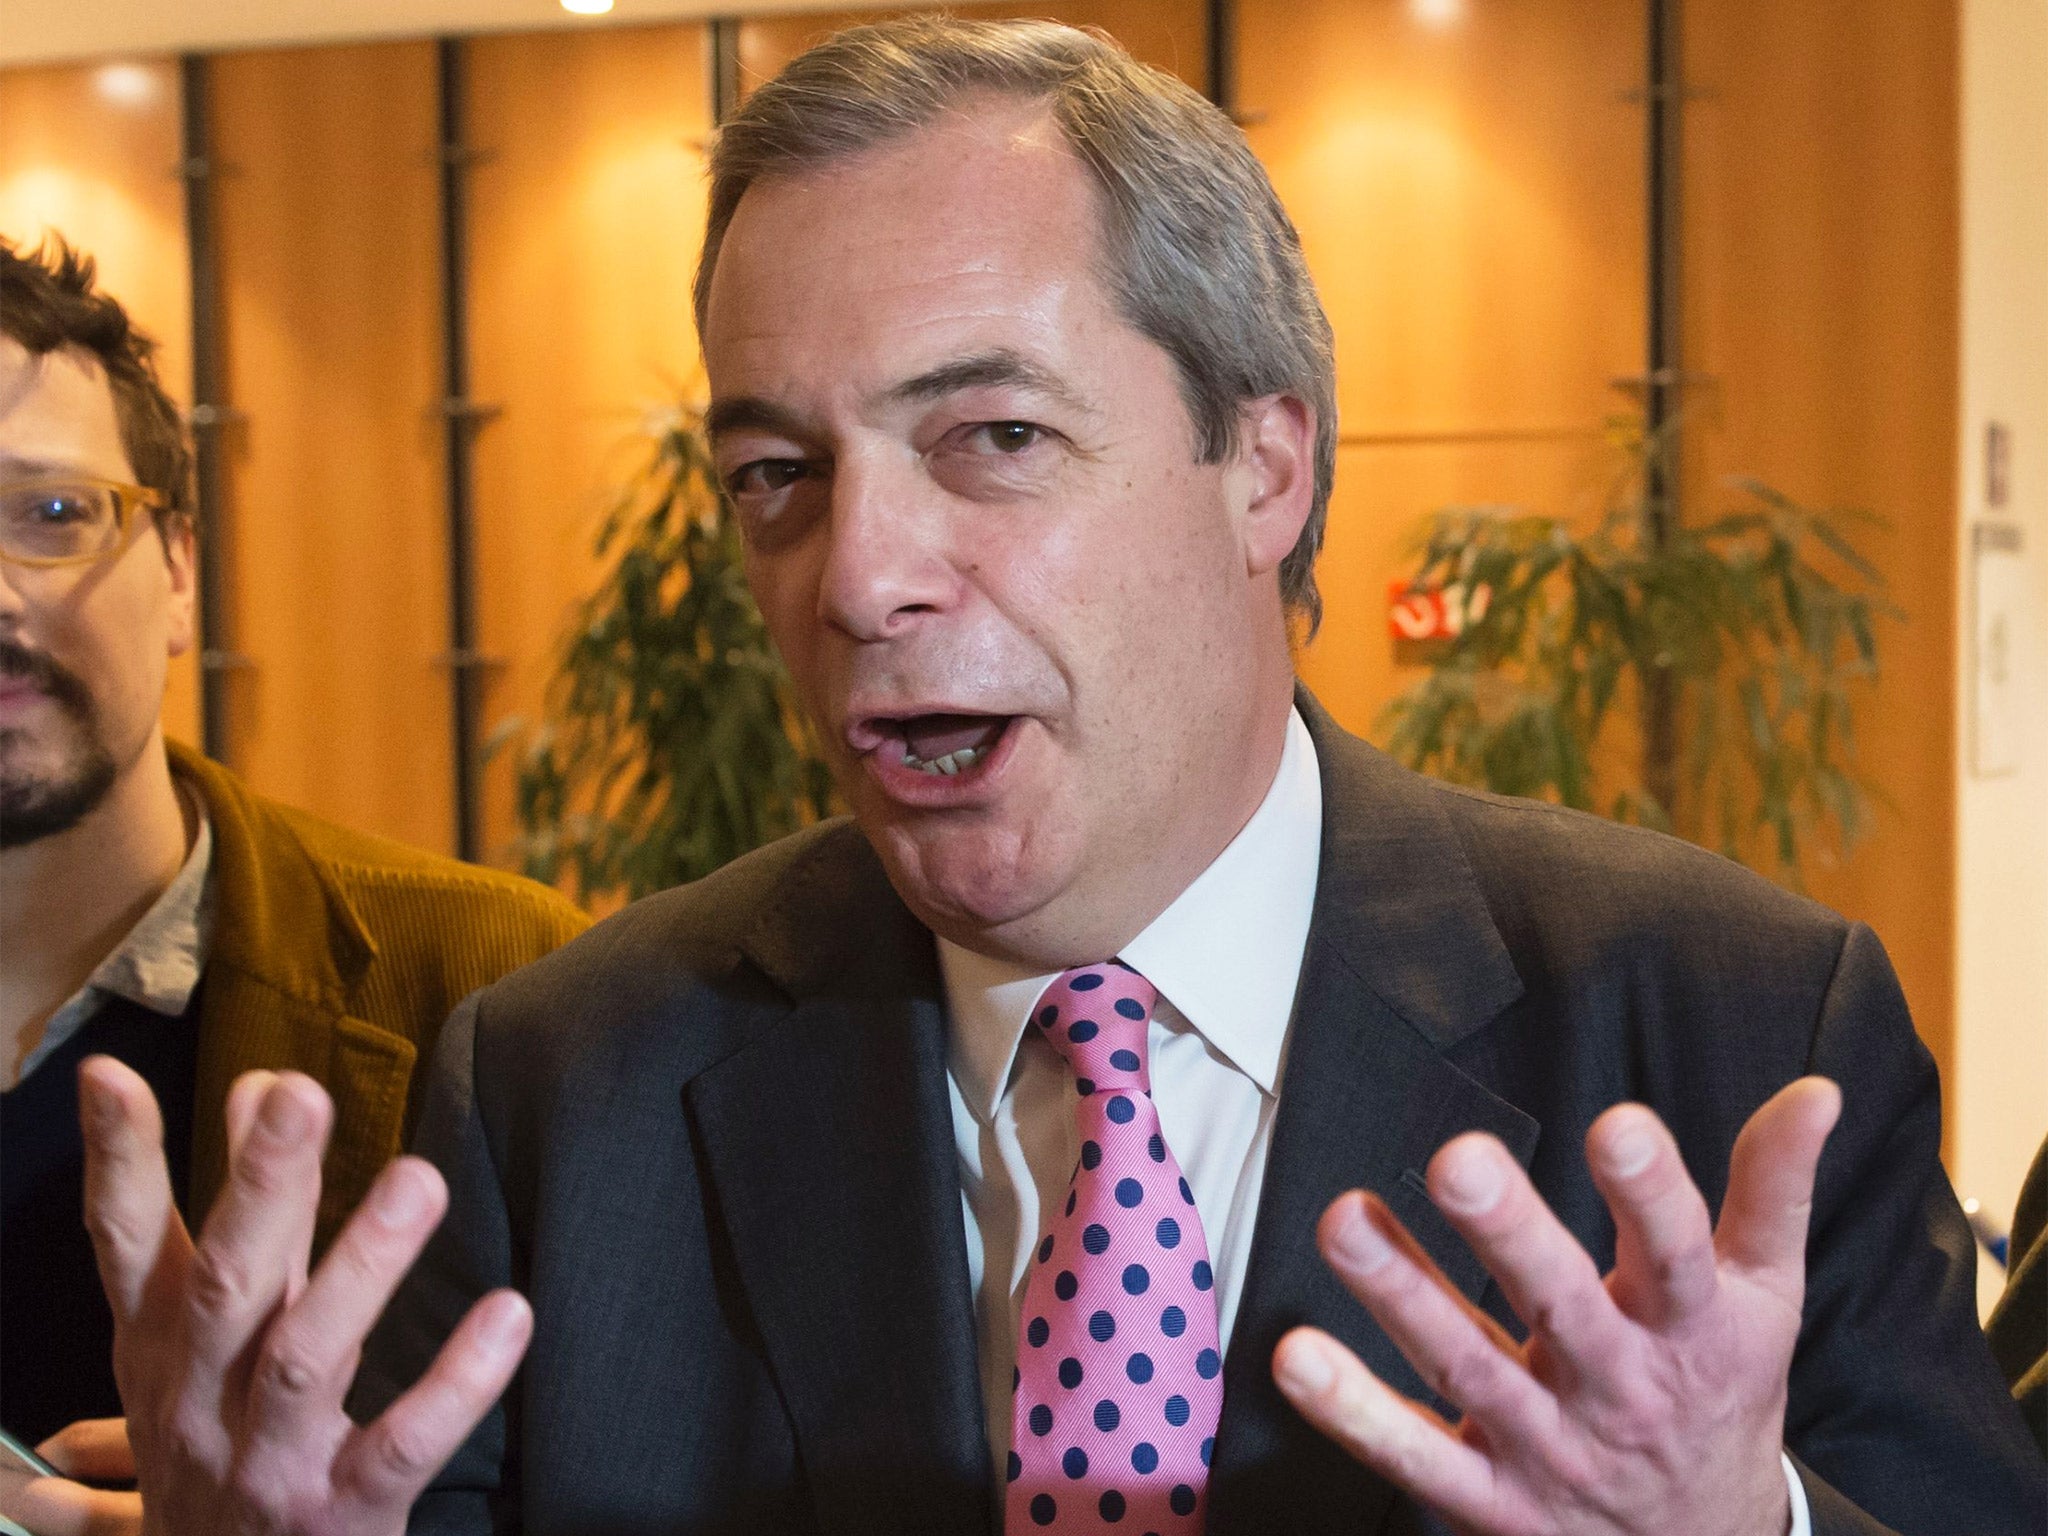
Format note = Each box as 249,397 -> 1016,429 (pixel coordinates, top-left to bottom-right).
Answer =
168,742 -> 589,1246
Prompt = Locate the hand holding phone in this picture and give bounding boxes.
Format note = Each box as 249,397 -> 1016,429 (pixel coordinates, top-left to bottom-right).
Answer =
0,1419 -> 141,1536
0,1430 -> 57,1480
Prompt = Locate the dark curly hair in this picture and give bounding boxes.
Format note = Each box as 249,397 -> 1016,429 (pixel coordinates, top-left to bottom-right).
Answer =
1,234 -> 192,531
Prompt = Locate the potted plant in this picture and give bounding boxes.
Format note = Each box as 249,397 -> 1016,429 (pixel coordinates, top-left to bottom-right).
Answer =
502,405 -> 836,905
1379,418 -> 1899,884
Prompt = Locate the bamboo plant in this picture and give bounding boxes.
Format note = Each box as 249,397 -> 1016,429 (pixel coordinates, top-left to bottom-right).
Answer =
1378,421 -> 1900,883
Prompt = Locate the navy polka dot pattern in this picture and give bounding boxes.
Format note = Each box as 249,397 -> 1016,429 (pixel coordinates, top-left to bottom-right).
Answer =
1009,964 -> 1223,1535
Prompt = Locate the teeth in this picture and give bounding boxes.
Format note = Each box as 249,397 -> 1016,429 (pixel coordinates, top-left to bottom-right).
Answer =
901,745 -> 984,776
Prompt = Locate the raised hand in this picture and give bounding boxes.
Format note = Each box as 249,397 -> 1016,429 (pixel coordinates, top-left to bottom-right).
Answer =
1272,1077 -> 1842,1536
77,1057 -> 532,1536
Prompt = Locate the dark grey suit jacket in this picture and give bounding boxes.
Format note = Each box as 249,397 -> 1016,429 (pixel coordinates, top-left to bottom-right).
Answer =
357,696 -> 2047,1534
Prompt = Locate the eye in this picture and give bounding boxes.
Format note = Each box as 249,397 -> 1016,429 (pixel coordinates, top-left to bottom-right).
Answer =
26,492 -> 93,524
726,459 -> 811,497
978,421 -> 1044,454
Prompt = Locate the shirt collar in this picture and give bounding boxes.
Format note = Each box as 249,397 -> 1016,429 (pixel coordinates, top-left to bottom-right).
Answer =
940,706 -> 1322,1123
88,796 -> 215,1017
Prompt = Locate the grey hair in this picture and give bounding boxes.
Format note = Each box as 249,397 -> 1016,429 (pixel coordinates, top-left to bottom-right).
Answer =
693,15 -> 1338,633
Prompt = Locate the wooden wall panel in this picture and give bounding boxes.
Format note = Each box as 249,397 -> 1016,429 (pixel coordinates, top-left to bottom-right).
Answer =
1248,0 -> 1647,739
0,59 -> 201,747
1683,0 -> 1961,1085
464,22 -> 713,867
210,42 -> 452,853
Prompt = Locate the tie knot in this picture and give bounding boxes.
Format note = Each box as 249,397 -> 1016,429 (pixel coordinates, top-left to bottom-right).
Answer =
1033,962 -> 1156,1093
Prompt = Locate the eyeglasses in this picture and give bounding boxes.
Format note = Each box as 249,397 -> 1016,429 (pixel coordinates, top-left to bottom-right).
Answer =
0,476 -> 169,568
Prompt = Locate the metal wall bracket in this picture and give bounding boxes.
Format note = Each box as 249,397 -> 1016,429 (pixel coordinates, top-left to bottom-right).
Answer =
187,403 -> 248,430
439,397 -> 504,427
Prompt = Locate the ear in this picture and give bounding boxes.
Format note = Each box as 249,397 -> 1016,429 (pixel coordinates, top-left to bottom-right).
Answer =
1233,393 -> 1317,580
159,517 -> 197,660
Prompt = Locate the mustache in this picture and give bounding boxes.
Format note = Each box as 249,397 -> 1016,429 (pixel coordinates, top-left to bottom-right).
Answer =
0,639 -> 96,719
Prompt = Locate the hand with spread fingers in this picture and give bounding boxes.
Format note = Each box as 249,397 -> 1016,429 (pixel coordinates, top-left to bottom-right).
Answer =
75,1056 -> 533,1536
1272,1076 -> 1843,1536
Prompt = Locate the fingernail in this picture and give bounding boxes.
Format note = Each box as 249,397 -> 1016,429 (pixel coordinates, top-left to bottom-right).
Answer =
1606,1122 -> 1656,1178
482,1296 -> 530,1352
1436,1146 -> 1505,1214
1329,1201 -> 1392,1274
259,1081 -> 310,1139
373,1170 -> 428,1227
1278,1337 -> 1335,1396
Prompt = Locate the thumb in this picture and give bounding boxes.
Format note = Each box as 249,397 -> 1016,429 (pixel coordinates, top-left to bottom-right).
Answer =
1714,1076 -> 1842,1283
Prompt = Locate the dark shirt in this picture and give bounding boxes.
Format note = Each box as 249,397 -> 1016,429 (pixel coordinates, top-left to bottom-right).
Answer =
1,985 -> 201,1445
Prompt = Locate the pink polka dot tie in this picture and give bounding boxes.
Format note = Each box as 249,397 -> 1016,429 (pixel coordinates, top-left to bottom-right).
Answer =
1007,963 -> 1222,1533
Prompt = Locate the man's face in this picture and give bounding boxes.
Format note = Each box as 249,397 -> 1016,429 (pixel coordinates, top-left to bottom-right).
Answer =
0,339 -> 194,847
704,104 -> 1309,962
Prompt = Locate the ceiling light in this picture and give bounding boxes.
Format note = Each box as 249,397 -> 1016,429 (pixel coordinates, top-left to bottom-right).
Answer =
1411,0 -> 1464,25
94,63 -> 159,107
561,0 -> 614,13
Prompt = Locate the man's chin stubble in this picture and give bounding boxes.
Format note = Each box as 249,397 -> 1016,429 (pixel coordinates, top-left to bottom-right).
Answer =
0,732 -> 119,848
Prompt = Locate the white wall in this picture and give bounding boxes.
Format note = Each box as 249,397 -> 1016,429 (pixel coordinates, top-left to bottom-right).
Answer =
1954,0 -> 2048,1319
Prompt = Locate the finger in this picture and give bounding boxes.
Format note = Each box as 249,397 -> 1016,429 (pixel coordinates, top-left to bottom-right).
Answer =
35,1418 -> 134,1481
186,1073 -> 333,1379
78,1056 -> 193,1326
240,1158 -> 449,1463
1715,1077 -> 1842,1287
1316,1193 -> 1560,1448
1424,1134 -> 1634,1387
224,1069 -> 279,1163
0,1476 -> 144,1536
1327,1191 -> 1521,1356
334,1289 -> 532,1514
1273,1326 -> 1508,1532
1585,1104 -> 1718,1328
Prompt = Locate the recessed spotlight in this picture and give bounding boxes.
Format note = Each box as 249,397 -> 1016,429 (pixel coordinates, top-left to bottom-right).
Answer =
94,63 -> 159,107
561,0 -> 614,12
1411,0 -> 1464,25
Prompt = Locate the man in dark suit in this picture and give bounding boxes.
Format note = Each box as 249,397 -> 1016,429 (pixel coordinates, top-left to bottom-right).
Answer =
70,17 -> 2044,1536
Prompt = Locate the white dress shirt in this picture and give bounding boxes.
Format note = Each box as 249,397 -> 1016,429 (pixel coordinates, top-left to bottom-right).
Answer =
937,706 -> 1810,1536
941,707 -> 1321,1481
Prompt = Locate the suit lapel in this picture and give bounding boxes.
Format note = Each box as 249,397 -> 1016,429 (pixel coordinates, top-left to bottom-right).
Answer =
687,832 -> 991,1536
1206,694 -> 1540,1536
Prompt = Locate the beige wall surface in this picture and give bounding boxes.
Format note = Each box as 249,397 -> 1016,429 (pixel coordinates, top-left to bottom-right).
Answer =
1954,0 -> 2048,1314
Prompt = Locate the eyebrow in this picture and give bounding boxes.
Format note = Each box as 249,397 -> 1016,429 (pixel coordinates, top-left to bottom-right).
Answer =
0,454 -> 84,479
885,348 -> 1094,420
704,348 -> 1096,447
703,396 -> 809,445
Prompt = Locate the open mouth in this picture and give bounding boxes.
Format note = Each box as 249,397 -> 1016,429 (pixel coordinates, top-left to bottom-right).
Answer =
880,712 -> 1013,776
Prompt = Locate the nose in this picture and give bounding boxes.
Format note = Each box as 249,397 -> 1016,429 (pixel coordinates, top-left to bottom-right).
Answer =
814,450 -> 959,642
